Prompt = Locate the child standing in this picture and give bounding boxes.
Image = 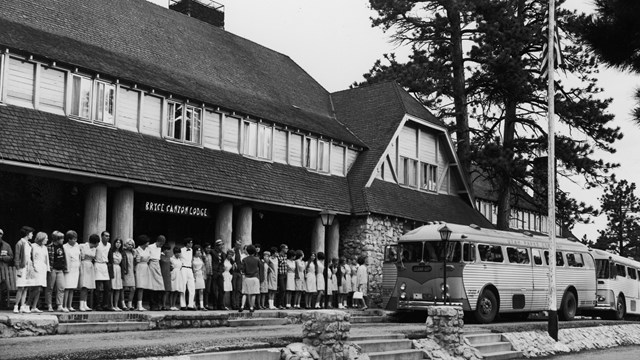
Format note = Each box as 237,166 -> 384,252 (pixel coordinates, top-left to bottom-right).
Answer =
192,245 -> 207,310
169,247 -> 184,311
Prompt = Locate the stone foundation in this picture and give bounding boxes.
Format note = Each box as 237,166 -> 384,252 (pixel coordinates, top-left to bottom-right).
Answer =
0,314 -> 58,337
341,215 -> 407,308
413,306 -> 481,360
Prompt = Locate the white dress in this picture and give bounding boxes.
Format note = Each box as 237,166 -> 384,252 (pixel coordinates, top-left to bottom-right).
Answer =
32,243 -> 49,287
15,239 -> 33,288
316,261 -> 325,293
94,241 -> 110,281
222,259 -> 232,292
340,264 -> 351,294
79,243 -> 96,289
135,246 -> 151,289
64,242 -> 81,289
305,262 -> 317,293
111,251 -> 123,290
170,257 -> 184,292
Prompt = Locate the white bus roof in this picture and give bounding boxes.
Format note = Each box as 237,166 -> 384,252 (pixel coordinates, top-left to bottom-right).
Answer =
400,223 -> 588,252
590,248 -> 640,268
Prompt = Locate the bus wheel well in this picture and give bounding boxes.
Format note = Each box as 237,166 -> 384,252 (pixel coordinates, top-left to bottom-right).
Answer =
559,287 -> 578,321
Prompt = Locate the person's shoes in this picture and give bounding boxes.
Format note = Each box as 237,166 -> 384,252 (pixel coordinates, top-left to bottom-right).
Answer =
47,305 -> 54,312
238,307 -> 243,313
13,305 -> 19,313
361,306 -> 368,311
68,306 -> 76,312
249,307 -> 254,313
56,306 -> 64,312
187,307 -> 196,311
62,307 -> 69,313
32,307 -> 43,313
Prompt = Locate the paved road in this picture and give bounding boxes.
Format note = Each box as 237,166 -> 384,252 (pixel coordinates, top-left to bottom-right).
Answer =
1,318 -> 633,360
543,345 -> 640,359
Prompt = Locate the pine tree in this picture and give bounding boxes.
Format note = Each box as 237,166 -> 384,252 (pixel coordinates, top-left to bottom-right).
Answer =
594,175 -> 640,259
360,0 -> 621,231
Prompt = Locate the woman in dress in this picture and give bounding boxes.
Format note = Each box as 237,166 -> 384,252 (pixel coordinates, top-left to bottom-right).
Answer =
78,234 -> 99,311
239,245 -> 261,313
259,251 -> 270,309
29,232 -> 50,312
222,249 -> 234,310
108,238 -> 126,311
355,255 -> 368,310
160,244 -> 172,311
63,230 -> 80,312
169,247 -> 184,311
350,256 -> 359,308
314,252 -> 325,309
192,245 -> 207,310
285,250 -> 296,308
304,253 -> 317,309
267,247 -> 278,309
122,238 -> 136,310
338,256 -> 351,309
327,258 -> 338,308
13,226 -> 34,313
293,250 -> 306,309
134,235 -> 151,311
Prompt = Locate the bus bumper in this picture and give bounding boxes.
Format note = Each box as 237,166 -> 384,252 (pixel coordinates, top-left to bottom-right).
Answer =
397,300 -> 464,311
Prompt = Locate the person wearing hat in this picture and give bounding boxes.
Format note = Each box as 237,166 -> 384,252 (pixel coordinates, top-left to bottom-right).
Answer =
210,239 -> 225,310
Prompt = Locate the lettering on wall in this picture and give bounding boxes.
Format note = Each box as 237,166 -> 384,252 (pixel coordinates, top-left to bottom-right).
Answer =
144,201 -> 210,218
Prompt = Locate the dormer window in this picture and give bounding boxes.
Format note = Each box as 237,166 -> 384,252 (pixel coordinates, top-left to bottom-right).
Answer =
92,81 -> 115,124
420,162 -> 437,191
70,75 -> 92,119
167,101 -> 202,144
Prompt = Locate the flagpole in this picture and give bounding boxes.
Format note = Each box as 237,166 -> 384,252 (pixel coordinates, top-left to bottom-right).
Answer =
546,0 -> 558,341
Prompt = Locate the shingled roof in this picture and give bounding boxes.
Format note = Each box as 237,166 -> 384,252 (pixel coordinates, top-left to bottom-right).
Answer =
0,105 -> 352,214
0,0 -> 364,147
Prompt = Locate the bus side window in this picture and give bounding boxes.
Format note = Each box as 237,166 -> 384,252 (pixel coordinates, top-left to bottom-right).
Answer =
556,252 -> 564,267
463,243 -> 476,262
566,253 -> 584,267
518,248 -> 530,264
629,268 -> 637,280
507,247 -> 519,263
479,245 -> 491,262
533,249 -> 543,265
385,245 -> 399,262
616,264 -> 627,278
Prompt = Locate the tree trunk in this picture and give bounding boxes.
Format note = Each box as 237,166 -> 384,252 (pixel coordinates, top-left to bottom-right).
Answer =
445,0 -> 471,186
496,100 -> 517,230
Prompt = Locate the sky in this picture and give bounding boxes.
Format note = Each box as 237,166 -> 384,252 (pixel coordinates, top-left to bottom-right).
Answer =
151,0 -> 640,241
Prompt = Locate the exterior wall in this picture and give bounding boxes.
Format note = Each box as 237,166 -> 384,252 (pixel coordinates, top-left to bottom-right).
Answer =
341,215 -> 406,307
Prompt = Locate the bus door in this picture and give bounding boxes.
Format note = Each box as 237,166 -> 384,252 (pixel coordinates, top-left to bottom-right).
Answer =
531,248 -> 548,312
382,245 -> 400,310
505,246 -> 534,312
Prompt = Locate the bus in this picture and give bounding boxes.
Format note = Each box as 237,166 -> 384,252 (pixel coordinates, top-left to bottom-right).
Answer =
381,222 -> 597,323
590,248 -> 640,320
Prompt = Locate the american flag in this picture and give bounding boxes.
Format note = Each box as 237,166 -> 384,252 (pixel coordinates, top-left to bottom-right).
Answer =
540,10 -> 565,78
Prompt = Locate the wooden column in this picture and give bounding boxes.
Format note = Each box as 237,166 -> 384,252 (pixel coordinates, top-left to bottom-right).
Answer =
326,218 -> 340,261
215,202 -> 233,250
112,187 -> 134,242
235,205 -> 252,246
83,183 -> 107,242
311,217 -> 325,255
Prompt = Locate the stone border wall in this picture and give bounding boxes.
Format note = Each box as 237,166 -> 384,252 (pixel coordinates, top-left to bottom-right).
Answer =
341,215 -> 406,307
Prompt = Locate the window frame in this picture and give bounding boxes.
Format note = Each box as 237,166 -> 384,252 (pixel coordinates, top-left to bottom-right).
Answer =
399,156 -> 418,187
92,79 -> 115,125
420,161 -> 438,192
69,73 -> 93,120
166,100 -> 203,145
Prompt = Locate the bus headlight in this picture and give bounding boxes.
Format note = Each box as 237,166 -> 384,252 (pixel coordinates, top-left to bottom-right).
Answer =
440,283 -> 449,291
597,295 -> 606,302
400,282 -> 406,291
400,292 -> 407,300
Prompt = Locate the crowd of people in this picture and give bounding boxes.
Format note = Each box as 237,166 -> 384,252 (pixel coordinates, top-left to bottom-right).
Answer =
0,226 -> 369,313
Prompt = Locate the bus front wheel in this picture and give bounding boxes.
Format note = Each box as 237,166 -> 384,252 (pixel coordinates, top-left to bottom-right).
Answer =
559,291 -> 577,321
474,290 -> 498,324
614,295 -> 626,320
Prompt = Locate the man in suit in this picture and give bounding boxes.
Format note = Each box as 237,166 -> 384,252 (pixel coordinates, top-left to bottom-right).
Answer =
210,239 -> 225,310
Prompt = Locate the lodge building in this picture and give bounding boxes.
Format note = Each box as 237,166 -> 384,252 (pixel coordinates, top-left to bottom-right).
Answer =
0,0 -> 491,305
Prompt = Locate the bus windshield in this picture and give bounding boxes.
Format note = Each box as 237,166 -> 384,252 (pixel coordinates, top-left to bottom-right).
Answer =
595,259 -> 609,279
387,241 -> 462,263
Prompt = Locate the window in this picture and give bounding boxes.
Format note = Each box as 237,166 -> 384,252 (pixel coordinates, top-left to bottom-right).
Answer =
117,87 -> 140,131
203,109 -> 221,149
167,102 -> 202,144
141,94 -> 162,136
616,264 -> 627,278
399,157 -> 418,186
565,253 -> 585,267
629,268 -> 637,280
421,162 -> 437,191
595,259 -> 609,278
5,57 -> 36,107
257,124 -> 272,159
70,75 -> 92,118
222,115 -> 240,153
507,247 -> 530,264
384,245 -> 399,263
463,243 -> 476,262
273,129 -> 288,164
38,66 -> 66,114
543,251 -> 564,266
242,121 -> 258,156
478,244 -> 503,263
532,249 -> 544,265
318,140 -> 330,172
92,81 -> 115,124
289,133 -> 303,166
330,144 -> 345,176
305,137 -> 318,169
